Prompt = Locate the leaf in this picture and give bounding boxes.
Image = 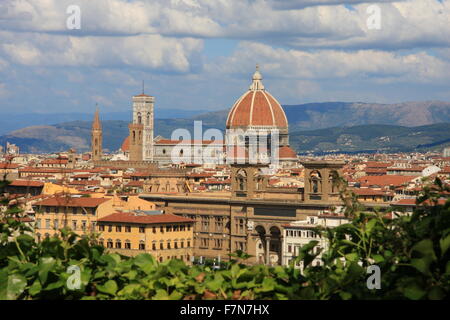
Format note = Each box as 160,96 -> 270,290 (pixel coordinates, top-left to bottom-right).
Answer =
404,283 -> 426,300
365,218 -> 377,235
3,274 -> 27,300
345,253 -> 359,262
412,239 -> 436,260
28,279 -> 42,296
96,280 -> 118,296
134,254 -> 156,274
38,257 -> 55,285
439,234 -> 450,257
206,279 -> 223,291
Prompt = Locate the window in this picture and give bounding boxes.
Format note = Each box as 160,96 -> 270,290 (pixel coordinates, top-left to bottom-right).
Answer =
288,245 -> 292,253
91,222 -> 96,231
54,219 -> 59,229
173,225 -> 179,232
139,241 -> 145,250
152,226 -> 156,233
115,240 -> 122,249
167,242 -> 171,249
180,241 -> 184,248
116,226 -> 122,232
82,220 -> 86,231
200,238 -> 209,248
215,217 -> 223,232
160,242 -> 164,250
214,239 -> 223,248
72,220 -> 77,230
125,226 -> 131,232
107,239 -> 113,248
166,225 -> 172,232
125,241 -> 131,249
174,242 -> 178,249
139,226 -> 145,233
152,242 -> 156,250
108,225 -> 112,232
99,225 -> 105,232
187,240 -> 191,248
45,219 -> 50,229
160,226 -> 164,233
201,216 -> 209,231
72,207 -> 77,214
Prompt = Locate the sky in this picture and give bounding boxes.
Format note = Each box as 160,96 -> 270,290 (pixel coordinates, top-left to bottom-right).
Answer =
0,0 -> 450,114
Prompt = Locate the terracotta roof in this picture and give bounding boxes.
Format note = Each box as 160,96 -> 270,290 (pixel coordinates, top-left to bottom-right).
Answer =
34,196 -> 109,207
278,146 -> 297,159
98,211 -> 194,224
393,198 -> 448,206
40,159 -> 68,165
9,180 -> 44,187
121,136 -> 129,152
357,175 -> 417,187
352,188 -> 392,196
226,90 -> 288,129
0,163 -> 19,169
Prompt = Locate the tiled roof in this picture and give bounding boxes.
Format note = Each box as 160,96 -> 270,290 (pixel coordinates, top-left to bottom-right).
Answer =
34,196 -> 109,207
357,175 -> 417,187
9,180 -> 44,187
98,211 -> 194,224
0,163 -> 19,169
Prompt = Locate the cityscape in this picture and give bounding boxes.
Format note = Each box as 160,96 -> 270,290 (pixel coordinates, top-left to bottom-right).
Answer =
0,0 -> 449,306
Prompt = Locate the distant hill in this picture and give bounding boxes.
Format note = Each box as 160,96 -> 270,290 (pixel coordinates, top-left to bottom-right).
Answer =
0,109 -> 205,135
2,100 -> 450,154
2,120 -> 450,154
290,123 -> 450,154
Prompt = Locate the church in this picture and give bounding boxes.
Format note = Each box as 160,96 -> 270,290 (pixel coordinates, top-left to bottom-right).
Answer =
92,66 -> 297,168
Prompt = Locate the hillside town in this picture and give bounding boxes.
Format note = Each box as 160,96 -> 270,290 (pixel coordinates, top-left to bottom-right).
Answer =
1,68 -> 450,267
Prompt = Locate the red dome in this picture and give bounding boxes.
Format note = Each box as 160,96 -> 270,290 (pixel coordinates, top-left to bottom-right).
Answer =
278,146 -> 297,159
226,68 -> 288,130
121,136 -> 130,152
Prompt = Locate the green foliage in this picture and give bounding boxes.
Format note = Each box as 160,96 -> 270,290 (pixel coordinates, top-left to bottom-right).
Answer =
0,179 -> 449,300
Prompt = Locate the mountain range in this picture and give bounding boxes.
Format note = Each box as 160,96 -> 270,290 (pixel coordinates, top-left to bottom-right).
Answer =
1,100 -> 450,154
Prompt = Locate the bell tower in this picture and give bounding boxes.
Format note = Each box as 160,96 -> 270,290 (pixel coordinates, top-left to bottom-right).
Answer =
128,123 -> 144,161
130,84 -> 154,161
91,107 -> 102,161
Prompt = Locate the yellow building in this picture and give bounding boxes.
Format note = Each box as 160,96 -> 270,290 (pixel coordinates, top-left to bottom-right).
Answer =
33,195 -> 110,240
42,182 -> 79,195
97,211 -> 194,263
32,194 -> 158,240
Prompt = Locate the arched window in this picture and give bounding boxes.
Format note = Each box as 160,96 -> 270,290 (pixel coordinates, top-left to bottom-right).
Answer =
310,170 -> 322,194
115,239 -> 122,249
107,239 -> 113,248
137,112 -> 142,124
146,112 -> 150,126
139,241 -> 145,250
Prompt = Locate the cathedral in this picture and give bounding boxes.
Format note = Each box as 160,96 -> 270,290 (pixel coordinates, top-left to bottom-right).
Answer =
91,66 -> 297,167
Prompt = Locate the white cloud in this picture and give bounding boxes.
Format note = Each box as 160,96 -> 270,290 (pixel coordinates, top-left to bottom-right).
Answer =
209,42 -> 450,83
269,0 -> 400,10
0,31 -> 203,72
